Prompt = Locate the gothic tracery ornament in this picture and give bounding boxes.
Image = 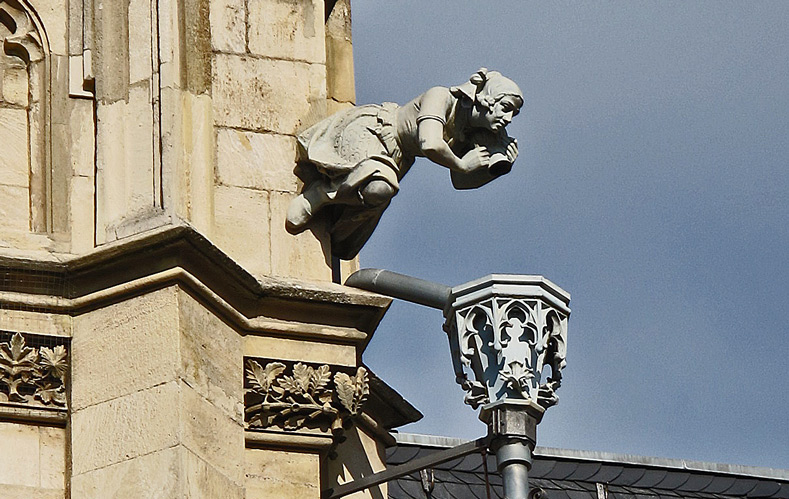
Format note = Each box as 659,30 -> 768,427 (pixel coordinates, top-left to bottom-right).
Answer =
443,276 -> 570,411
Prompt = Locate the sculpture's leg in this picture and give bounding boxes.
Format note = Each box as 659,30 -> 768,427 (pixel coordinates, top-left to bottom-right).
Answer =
358,179 -> 396,208
286,182 -> 332,234
287,157 -> 399,235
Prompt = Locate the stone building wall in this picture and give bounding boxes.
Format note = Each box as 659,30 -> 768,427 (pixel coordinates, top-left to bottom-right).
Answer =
0,0 -> 411,498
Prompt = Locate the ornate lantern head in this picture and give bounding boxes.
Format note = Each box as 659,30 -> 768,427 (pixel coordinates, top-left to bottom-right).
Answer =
443,275 -> 570,420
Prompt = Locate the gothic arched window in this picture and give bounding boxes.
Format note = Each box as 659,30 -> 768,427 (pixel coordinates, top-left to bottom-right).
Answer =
0,0 -> 47,233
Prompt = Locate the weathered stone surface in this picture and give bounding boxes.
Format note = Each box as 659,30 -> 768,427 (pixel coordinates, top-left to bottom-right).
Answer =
71,287 -> 180,410
0,108 -> 29,187
0,423 -> 65,495
182,447 -> 244,499
0,422 -> 41,487
93,0 -> 130,102
213,185 -> 272,277
38,426 -> 66,490
245,448 -> 320,499
95,99 -> 127,238
178,288 -> 243,422
184,0 -> 212,94
247,0 -> 324,64
0,310 -> 70,337
210,0 -> 245,53
69,99 -> 96,178
325,0 -> 355,103
69,175 -> 95,253
0,185 -> 30,232
71,446 -> 180,499
180,385 -> 244,485
216,129 -> 299,192
212,54 -> 326,134
128,0 -> 154,85
71,381 -> 180,475
125,84 -> 157,213
244,336 -> 356,367
269,190 -> 331,280
30,0 -> 68,55
2,67 -> 29,106
0,485 -> 64,499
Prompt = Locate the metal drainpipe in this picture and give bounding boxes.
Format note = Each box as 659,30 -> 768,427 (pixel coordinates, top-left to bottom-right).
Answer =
344,269 -> 451,310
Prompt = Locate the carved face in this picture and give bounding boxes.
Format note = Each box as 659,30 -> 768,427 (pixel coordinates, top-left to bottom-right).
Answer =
472,95 -> 522,132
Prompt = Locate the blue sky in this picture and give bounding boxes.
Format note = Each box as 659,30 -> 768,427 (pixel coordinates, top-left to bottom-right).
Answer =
351,1 -> 789,469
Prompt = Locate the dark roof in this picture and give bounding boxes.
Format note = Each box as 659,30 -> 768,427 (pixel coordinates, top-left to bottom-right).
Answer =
387,434 -> 789,499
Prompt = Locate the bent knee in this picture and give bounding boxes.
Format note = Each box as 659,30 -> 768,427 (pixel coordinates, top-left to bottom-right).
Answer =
359,179 -> 396,207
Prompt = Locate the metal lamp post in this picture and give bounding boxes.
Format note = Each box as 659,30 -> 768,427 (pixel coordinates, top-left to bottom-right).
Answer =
444,275 -> 570,499
341,270 -> 570,499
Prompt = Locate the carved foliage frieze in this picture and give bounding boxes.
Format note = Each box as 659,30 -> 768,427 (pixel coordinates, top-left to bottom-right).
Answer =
244,358 -> 369,435
0,332 -> 68,408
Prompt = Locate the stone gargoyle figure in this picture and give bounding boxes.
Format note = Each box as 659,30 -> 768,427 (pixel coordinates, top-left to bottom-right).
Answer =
286,68 -> 523,259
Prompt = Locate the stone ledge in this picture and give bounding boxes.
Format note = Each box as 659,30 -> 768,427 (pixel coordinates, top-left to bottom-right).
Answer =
0,224 -> 391,345
0,405 -> 67,427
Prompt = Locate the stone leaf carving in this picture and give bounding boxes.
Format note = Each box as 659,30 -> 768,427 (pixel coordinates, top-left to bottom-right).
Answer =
0,333 -> 68,407
448,297 -> 567,410
245,359 -> 368,433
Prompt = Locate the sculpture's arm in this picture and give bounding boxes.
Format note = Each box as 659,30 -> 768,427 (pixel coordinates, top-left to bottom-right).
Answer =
416,87 -> 489,173
451,139 -> 518,190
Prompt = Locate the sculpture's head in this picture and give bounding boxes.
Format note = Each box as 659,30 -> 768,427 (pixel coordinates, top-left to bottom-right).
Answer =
453,68 -> 524,132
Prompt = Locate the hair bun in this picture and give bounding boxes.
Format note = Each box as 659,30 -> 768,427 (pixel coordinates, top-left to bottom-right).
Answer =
469,68 -> 488,86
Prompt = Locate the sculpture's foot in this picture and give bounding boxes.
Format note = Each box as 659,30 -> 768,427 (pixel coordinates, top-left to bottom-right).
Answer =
285,193 -> 313,234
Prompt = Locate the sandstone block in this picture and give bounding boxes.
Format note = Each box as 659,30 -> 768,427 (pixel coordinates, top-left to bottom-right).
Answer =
0,107 -> 30,187
182,448 -> 244,499
0,184 -> 30,232
2,67 -> 29,106
71,287 -> 180,410
212,185 -> 271,277
247,0 -> 325,64
69,99 -> 96,177
38,426 -> 66,490
0,310 -> 70,337
216,129 -> 299,192
0,422 -> 41,487
33,0 -> 68,55
125,84 -> 156,213
244,336 -> 356,367
71,381 -> 181,475
71,446 -> 180,499
178,288 -> 243,422
180,385 -> 244,485
0,485 -> 64,499
269,190 -> 331,281
69,175 -> 95,254
210,0 -> 246,53
245,448 -> 320,499
212,54 -> 326,135
128,0 -> 154,85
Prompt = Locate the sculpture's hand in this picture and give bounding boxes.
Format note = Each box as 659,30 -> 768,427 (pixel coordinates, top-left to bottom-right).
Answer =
506,138 -> 518,163
460,146 -> 490,173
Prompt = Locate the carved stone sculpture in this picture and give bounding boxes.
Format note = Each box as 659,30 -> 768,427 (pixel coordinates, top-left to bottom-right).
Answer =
286,68 -> 523,259
244,359 -> 369,435
0,332 -> 68,408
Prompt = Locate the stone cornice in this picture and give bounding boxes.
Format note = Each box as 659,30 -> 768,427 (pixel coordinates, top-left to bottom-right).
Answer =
0,224 -> 391,346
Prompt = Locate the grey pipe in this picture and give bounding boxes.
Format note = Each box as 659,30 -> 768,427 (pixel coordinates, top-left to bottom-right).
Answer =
494,439 -> 533,499
344,269 -> 451,310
